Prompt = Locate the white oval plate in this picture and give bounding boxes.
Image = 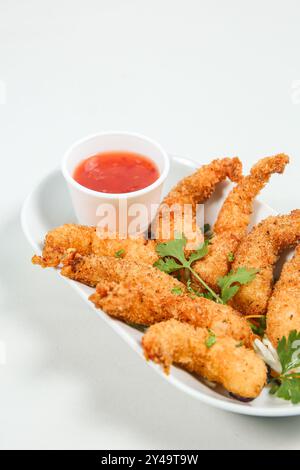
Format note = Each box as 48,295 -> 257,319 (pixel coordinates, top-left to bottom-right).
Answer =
21,155 -> 299,417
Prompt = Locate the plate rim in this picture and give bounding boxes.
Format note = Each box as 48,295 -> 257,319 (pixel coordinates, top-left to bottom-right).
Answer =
21,155 -> 300,417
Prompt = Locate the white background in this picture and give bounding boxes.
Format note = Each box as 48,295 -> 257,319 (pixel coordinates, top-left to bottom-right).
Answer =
1,0 -> 300,450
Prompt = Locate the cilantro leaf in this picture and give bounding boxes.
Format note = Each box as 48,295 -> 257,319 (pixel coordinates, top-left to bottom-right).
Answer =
269,380 -> 280,395
269,331 -> 300,404
217,267 -> 259,303
188,240 -> 209,265
153,257 -> 183,274
171,286 -> 183,296
270,375 -> 300,404
227,252 -> 235,262
155,237 -> 187,265
277,330 -> 300,374
114,249 -> 125,258
220,284 -> 240,304
155,235 -> 223,304
205,329 -> 216,348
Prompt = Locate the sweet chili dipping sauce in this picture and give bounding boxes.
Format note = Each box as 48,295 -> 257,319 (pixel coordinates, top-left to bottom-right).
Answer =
73,151 -> 160,194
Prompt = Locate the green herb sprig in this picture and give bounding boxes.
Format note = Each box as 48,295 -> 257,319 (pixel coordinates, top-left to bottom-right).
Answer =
154,235 -> 258,305
171,286 -> 183,296
270,331 -> 300,404
114,249 -> 125,258
217,267 -> 259,304
205,329 -> 216,348
154,236 -> 222,303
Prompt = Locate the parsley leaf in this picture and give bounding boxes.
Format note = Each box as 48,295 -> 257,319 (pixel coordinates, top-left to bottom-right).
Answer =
217,267 -> 259,304
205,329 -> 216,348
154,236 -> 258,305
155,236 -> 187,265
114,249 -> 125,258
188,240 -> 210,264
171,286 -> 183,296
153,257 -> 183,274
154,235 -> 223,304
269,331 -> 300,404
270,374 -> 300,404
277,330 -> 300,374
155,237 -> 209,267
227,252 -> 235,262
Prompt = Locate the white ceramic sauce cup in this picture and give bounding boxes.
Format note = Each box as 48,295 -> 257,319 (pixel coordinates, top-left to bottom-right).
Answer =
61,132 -> 170,235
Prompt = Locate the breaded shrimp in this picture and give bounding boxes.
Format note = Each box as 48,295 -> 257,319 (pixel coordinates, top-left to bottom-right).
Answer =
63,255 -> 254,346
193,154 -> 289,290
92,232 -> 157,265
162,157 -> 242,208
154,157 -> 242,248
61,252 -> 156,287
32,224 -> 96,267
33,159 -> 242,264
32,224 -> 157,268
231,210 -> 300,316
142,319 -> 267,399
267,245 -> 300,346
91,279 -> 254,346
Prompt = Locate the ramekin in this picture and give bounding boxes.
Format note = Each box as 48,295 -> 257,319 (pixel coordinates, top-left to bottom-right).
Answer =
61,131 -> 170,235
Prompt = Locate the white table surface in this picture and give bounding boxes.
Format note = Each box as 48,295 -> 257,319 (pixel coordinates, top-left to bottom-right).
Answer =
1,0 -> 300,450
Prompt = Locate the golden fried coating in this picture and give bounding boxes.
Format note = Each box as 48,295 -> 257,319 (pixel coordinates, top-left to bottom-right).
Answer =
61,252 -> 155,287
154,157 -> 242,248
92,280 -> 254,346
33,159 -> 242,265
32,224 -> 157,268
214,154 -> 289,237
92,232 -> 157,265
64,255 -> 254,346
267,245 -> 300,346
30,153 -> 300,402
32,224 -> 96,267
231,210 -> 300,316
163,157 -> 242,208
142,319 -> 267,399
193,154 -> 289,290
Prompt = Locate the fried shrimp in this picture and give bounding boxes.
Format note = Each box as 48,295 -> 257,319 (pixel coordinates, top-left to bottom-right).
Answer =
142,319 -> 267,399
33,159 -> 242,266
231,210 -> 300,316
29,152 -> 300,405
162,157 -> 242,208
32,223 -> 157,268
64,255 -> 254,346
267,245 -> 300,346
193,154 -> 289,290
32,224 -> 96,267
154,157 -> 242,248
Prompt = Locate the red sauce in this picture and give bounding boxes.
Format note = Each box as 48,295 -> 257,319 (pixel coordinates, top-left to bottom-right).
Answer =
73,151 -> 160,194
